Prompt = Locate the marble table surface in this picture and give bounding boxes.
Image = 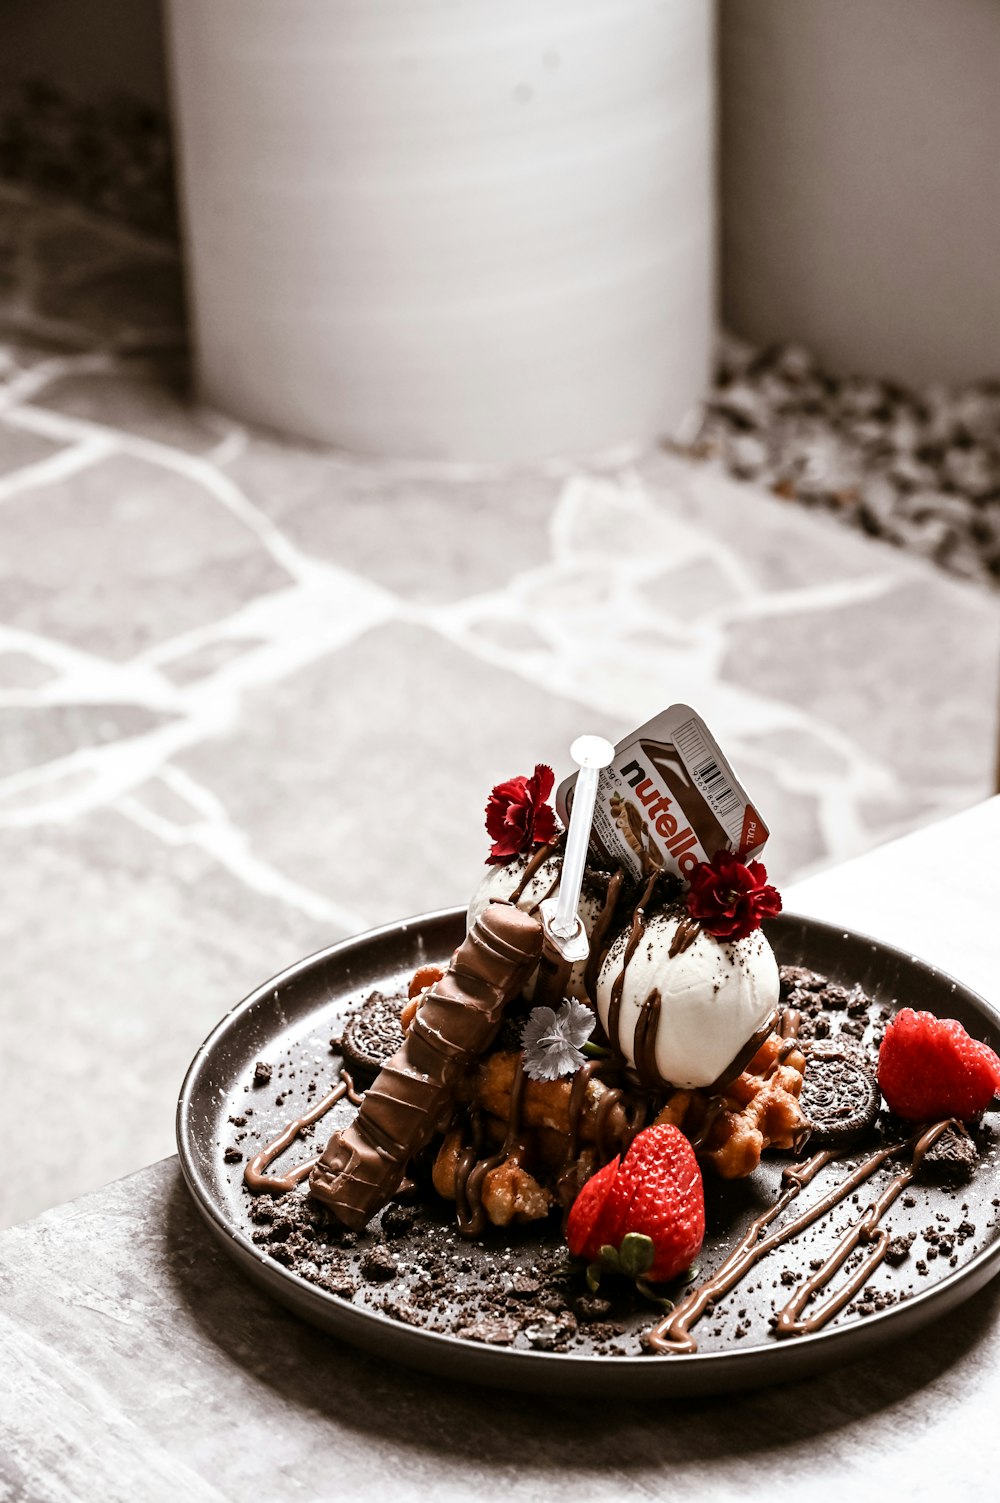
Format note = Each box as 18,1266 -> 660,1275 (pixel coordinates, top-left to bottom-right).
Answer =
3,800 -> 1000,1503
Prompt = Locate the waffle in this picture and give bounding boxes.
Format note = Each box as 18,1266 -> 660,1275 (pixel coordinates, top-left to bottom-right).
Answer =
653,1033 -> 808,1178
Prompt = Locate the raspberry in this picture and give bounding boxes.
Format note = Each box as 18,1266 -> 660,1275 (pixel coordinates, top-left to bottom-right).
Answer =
566,1125 -> 705,1284
877,1008 -> 1000,1122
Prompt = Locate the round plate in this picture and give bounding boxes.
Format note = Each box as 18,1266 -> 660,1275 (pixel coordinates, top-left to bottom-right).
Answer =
176,908 -> 1000,1397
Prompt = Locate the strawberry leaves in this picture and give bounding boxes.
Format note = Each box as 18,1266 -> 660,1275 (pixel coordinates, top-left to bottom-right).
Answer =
585,1236 -> 676,1310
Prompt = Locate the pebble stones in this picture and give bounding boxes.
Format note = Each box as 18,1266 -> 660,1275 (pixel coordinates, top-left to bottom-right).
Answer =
799,1041 -> 880,1148
686,336 -> 1000,590
341,990 -> 406,1085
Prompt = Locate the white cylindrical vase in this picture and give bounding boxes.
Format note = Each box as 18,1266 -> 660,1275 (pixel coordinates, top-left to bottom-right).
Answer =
165,0 -> 714,463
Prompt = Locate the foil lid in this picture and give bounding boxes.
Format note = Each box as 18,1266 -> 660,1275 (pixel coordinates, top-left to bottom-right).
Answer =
555,703 -> 768,884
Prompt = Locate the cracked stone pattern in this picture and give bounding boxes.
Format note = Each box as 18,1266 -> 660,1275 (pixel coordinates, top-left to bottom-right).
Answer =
0,419 -> 64,473
0,181 -> 998,1229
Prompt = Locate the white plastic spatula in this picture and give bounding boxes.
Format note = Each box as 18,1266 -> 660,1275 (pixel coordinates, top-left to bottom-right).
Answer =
539,734 -> 615,962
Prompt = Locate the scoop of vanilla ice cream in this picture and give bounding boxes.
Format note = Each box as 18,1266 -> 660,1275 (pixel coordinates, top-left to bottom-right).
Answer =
467,851 -> 603,1001
596,912 -> 779,1089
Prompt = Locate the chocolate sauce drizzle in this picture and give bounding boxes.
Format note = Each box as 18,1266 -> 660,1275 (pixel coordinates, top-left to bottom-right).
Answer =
584,869 -> 625,1004
509,841 -> 560,906
450,1052 -> 639,1238
779,1007 -> 801,1040
645,1118 -> 961,1355
567,1061 -> 598,1163
633,990 -> 663,1089
704,1008 -> 783,1094
454,1055 -> 530,1236
606,871 -> 660,1067
243,1069 -> 363,1195
507,841 -> 572,1007
673,1015 -> 797,1152
668,914 -> 701,957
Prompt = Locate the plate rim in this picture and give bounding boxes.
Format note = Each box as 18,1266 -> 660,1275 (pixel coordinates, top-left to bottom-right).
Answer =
176,906 -> 1000,1395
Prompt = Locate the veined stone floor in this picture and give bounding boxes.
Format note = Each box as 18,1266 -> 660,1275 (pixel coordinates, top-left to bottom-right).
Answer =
1,181 -> 998,1230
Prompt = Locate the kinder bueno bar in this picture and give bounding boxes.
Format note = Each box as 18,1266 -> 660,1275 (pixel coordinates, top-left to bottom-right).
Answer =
309,902 -> 543,1229
556,704 -> 767,883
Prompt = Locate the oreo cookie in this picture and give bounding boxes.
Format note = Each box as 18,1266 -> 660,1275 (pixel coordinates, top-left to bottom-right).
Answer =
800,1041 -> 880,1148
341,990 -> 406,1085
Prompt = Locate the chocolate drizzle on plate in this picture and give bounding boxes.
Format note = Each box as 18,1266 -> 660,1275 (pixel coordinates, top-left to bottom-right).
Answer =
243,1070 -> 363,1195
645,1119 -> 966,1354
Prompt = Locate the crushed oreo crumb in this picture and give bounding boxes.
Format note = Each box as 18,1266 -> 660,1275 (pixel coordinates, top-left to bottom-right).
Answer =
360,1245 -> 398,1283
886,1232 -> 916,1266
574,1294 -> 613,1322
919,1124 -> 979,1186
379,1204 -> 418,1240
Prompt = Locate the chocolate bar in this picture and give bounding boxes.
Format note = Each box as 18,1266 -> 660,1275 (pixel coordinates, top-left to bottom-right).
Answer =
309,901 -> 543,1228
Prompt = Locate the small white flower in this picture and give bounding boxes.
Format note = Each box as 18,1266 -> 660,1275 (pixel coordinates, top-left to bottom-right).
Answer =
521,998 -> 596,1082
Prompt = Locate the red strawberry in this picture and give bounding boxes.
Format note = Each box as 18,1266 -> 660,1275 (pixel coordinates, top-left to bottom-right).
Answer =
565,1156 -> 623,1263
566,1124 -> 704,1283
878,1007 -> 1000,1122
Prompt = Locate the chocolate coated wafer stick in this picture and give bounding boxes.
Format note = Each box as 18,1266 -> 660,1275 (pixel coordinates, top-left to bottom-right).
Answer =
309,902 -> 543,1228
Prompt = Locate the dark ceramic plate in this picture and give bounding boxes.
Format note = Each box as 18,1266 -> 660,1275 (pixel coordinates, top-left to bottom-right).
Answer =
176,908 -> 1000,1397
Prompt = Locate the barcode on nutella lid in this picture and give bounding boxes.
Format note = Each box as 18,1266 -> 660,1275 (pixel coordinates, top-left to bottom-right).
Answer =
555,704 -> 768,884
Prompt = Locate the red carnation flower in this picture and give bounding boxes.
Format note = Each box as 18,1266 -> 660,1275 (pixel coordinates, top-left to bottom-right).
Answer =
685,849 -> 782,941
484,764 -> 559,865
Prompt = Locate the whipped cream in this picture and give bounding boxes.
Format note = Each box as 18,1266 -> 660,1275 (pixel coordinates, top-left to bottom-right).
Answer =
595,913 -> 779,1089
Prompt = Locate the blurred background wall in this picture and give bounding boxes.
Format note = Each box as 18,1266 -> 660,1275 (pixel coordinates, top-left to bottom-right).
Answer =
720,0 -> 1000,387
0,0 -> 166,109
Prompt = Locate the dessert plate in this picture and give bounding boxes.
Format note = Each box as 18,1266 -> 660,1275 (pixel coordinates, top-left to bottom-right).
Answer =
176,908 -> 1000,1398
